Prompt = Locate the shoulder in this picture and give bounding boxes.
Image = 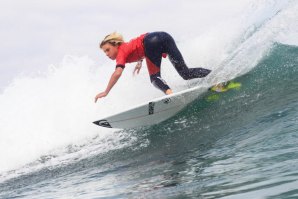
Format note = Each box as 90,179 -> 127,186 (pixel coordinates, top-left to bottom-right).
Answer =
116,43 -> 129,66
117,43 -> 129,57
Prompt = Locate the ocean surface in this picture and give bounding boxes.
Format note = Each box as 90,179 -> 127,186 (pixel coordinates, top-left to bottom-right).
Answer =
1,1 -> 298,199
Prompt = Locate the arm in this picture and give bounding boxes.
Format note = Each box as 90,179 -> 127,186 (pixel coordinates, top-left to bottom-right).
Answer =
95,67 -> 124,103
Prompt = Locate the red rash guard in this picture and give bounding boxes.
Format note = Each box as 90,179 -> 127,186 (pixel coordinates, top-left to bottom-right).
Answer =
116,33 -> 147,68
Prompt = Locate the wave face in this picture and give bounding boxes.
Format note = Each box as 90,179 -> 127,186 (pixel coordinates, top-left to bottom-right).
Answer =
1,0 -> 298,198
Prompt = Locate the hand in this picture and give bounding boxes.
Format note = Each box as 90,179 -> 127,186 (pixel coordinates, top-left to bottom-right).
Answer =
94,91 -> 108,103
133,61 -> 142,76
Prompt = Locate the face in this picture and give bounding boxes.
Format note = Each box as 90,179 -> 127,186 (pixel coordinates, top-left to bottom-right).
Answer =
101,43 -> 118,60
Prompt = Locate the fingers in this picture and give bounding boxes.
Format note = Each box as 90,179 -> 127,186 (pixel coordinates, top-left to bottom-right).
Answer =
133,60 -> 144,75
133,68 -> 137,76
94,93 -> 105,103
133,63 -> 142,76
133,67 -> 140,76
133,68 -> 140,75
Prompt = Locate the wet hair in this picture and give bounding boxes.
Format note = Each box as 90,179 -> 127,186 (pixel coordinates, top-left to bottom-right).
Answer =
100,32 -> 124,48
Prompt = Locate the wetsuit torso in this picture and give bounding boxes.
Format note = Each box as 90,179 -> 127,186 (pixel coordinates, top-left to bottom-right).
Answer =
116,34 -> 146,68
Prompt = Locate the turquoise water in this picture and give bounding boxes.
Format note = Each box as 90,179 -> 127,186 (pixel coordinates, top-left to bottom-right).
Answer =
1,43 -> 297,198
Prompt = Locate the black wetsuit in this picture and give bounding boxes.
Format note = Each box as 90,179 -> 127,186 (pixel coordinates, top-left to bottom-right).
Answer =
143,32 -> 211,93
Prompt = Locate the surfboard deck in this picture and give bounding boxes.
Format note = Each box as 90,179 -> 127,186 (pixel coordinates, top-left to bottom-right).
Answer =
93,81 -> 241,129
93,85 -> 207,129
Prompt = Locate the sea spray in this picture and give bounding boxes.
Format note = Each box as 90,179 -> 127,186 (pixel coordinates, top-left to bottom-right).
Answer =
0,55 -> 138,173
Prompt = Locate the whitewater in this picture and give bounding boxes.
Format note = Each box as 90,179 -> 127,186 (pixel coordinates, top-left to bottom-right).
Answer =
1,0 -> 298,198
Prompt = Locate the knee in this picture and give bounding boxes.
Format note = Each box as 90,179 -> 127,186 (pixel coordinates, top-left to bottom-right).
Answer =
181,74 -> 190,80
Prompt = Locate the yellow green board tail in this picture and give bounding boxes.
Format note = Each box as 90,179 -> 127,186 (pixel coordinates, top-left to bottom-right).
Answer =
207,81 -> 242,102
210,81 -> 242,92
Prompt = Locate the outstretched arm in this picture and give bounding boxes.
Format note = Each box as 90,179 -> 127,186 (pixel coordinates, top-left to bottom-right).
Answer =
95,67 -> 124,103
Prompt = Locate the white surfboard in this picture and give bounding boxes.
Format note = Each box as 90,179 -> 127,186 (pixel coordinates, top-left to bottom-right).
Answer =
93,85 -> 208,129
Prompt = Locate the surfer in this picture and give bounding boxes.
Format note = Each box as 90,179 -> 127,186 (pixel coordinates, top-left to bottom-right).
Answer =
95,31 -> 211,102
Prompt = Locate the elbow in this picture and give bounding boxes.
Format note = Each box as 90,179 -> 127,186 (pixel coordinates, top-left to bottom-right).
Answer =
113,71 -> 122,78
113,67 -> 124,79
115,71 -> 122,77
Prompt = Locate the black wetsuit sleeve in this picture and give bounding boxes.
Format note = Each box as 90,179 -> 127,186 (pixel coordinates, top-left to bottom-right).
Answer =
116,65 -> 125,69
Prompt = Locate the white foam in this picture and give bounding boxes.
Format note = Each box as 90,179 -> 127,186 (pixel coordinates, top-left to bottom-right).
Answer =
0,55 -> 161,175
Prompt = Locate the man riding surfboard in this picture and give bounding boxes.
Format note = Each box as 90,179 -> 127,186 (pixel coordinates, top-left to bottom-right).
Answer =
95,31 -> 211,103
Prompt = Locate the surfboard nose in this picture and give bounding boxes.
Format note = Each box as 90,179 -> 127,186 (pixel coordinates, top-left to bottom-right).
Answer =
93,120 -> 112,128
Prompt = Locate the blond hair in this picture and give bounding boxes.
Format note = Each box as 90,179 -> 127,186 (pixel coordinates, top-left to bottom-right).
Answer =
100,32 -> 124,48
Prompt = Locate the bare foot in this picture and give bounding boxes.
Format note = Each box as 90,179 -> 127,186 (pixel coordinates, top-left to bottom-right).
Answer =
165,89 -> 173,95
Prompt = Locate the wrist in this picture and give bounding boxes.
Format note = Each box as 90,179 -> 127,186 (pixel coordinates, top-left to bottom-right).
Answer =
104,90 -> 109,95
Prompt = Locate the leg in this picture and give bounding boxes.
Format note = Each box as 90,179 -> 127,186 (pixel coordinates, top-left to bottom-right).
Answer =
176,66 -> 212,80
150,72 -> 171,94
143,32 -> 164,75
144,32 -> 171,93
161,32 -> 211,80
